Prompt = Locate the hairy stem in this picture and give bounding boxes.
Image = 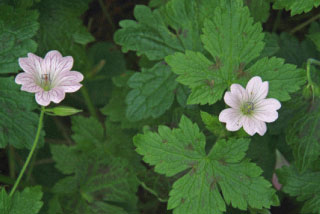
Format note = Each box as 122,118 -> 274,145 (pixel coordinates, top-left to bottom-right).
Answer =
9,106 -> 45,197
290,13 -> 320,34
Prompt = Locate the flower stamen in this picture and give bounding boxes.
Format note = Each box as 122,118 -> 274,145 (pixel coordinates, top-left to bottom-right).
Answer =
242,101 -> 254,115
40,73 -> 51,91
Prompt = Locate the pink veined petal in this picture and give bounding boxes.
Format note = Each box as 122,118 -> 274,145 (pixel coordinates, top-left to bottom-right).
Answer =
15,72 -> 35,85
18,53 -> 43,76
254,98 -> 281,122
255,120 -> 267,136
219,108 -> 244,131
59,83 -> 83,93
35,91 -> 51,106
42,50 -> 74,80
224,91 -> 241,109
246,76 -> 269,102
21,83 -> 42,93
54,71 -> 84,92
242,117 -> 257,136
230,83 -> 248,103
15,73 -> 42,93
256,98 -> 281,111
243,117 -> 267,136
49,88 -> 66,103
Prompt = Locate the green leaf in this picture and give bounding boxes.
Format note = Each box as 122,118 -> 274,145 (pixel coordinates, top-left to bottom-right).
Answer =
260,33 -> 280,58
134,116 -> 278,213
0,4 -> 39,74
166,0 -> 265,105
101,72 -> 165,129
201,0 -> 264,72
0,186 -> 43,214
166,51 -> 226,105
200,111 -> 227,137
50,116 -> 139,213
247,57 -> 306,101
245,0 -> 270,23
246,135 -> 276,180
51,144 -> 79,175
308,32 -> 320,52
286,102 -> 320,172
87,42 -> 126,79
134,115 -> 206,177
86,42 -> 127,106
0,77 -> 44,149
71,116 -> 104,148
277,166 -> 320,214
148,0 -> 169,8
105,120 -> 144,171
275,33 -> 319,67
114,0 -> 203,61
273,0 -> 320,15
126,62 -> 178,121
36,0 -> 94,69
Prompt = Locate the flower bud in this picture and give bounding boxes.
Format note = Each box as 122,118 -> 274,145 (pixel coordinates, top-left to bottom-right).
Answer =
272,150 -> 290,190
45,106 -> 82,116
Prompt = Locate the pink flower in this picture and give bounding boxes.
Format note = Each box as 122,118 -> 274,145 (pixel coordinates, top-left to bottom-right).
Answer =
15,50 -> 84,106
219,76 -> 281,136
272,150 -> 290,190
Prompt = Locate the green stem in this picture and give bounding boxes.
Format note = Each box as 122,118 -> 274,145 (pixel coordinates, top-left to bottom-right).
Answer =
139,180 -> 168,203
0,175 -> 26,187
306,58 -> 320,85
9,106 -> 45,197
98,0 -> 115,33
290,13 -> 320,34
8,146 -> 16,179
80,86 -> 98,119
272,10 -> 282,33
25,149 -> 38,183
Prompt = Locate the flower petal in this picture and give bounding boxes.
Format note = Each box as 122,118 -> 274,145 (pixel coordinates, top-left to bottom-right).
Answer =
246,76 -> 269,102
242,117 -> 256,136
255,120 -> 267,136
254,98 -> 281,122
243,117 -> 267,136
35,91 -> 51,106
272,173 -> 282,190
230,83 -> 248,102
219,108 -> 243,131
54,71 -> 84,92
49,88 -> 66,103
42,50 -> 74,79
18,53 -> 43,76
224,91 -> 241,109
15,73 -> 42,93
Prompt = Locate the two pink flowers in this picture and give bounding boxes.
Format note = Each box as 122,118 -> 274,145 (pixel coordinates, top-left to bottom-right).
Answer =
15,51 -> 280,136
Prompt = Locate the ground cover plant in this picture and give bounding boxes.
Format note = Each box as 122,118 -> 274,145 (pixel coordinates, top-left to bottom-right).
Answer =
0,0 -> 320,213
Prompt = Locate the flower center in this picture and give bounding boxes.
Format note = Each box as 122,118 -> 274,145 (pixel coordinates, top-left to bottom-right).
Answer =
40,73 -> 51,91
241,101 -> 255,115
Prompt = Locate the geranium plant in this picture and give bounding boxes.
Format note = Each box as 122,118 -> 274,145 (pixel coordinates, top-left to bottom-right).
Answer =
0,0 -> 320,214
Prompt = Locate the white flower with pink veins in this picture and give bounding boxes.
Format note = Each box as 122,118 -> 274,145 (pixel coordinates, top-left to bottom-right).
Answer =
15,50 -> 84,106
219,76 -> 281,136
